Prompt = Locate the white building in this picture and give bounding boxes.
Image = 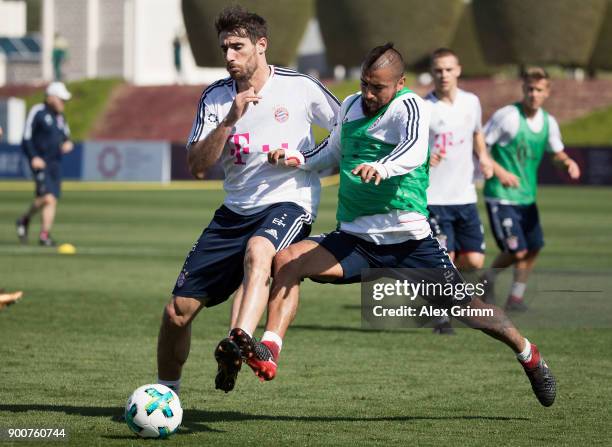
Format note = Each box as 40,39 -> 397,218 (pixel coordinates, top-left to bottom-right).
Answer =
41,0 -> 225,85
1,0 -> 325,87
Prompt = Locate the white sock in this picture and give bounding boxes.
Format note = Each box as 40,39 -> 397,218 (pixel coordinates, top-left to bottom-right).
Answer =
261,331 -> 283,350
510,282 -> 527,299
158,378 -> 181,394
516,338 -> 532,363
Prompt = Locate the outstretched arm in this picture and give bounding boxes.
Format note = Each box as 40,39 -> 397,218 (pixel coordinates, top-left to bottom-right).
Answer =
552,150 -> 580,179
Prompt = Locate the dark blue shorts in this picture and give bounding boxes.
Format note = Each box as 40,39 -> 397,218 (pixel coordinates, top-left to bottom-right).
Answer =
172,202 -> 312,307
310,231 -> 469,306
486,202 -> 544,253
33,163 -> 61,198
428,204 -> 485,254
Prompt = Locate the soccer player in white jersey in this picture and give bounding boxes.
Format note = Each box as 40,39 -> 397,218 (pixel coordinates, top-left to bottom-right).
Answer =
156,6 -> 339,394
483,67 -> 580,311
425,48 -> 494,334
253,44 -> 557,408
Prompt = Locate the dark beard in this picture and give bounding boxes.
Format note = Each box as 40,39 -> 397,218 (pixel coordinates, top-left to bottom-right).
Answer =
361,100 -> 378,117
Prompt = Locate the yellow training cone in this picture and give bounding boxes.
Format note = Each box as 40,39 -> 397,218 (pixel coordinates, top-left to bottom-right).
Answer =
57,243 -> 76,255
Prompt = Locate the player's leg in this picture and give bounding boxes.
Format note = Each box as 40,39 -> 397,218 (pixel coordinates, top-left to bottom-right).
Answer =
453,204 -> 486,270
16,169 -> 52,244
506,203 -> 545,311
39,164 -> 61,245
429,206 -> 458,334
231,236 -> 276,336
39,193 -> 57,244
453,204 -> 486,301
157,295 -> 205,392
428,205 -> 456,261
215,203 -> 313,388
247,231 -> 364,381
229,285 -> 245,328
403,235 -> 556,406
481,202 -> 528,303
160,206 -> 247,394
266,239 -> 344,337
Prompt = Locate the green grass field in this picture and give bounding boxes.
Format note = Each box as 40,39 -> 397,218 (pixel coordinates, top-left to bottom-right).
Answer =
1,185 -> 611,446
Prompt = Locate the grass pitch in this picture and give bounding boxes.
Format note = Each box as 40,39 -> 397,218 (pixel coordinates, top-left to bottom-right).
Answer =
0,185 -> 611,446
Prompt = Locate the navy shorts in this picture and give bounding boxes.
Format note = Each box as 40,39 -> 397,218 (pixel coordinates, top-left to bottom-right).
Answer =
33,163 -> 61,198
428,204 -> 485,254
310,231 -> 469,306
172,202 -> 312,307
486,202 -> 544,253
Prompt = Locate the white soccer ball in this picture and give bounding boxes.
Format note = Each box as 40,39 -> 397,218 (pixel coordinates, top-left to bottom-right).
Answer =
125,384 -> 183,438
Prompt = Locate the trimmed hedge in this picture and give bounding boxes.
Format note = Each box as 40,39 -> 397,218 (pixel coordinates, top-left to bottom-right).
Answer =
590,0 -> 612,70
182,0 -> 314,67
316,0 -> 464,68
449,2 -> 499,77
473,0 -> 607,66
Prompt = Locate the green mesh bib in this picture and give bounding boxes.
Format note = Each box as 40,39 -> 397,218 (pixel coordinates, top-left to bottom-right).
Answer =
337,88 -> 429,223
484,103 -> 549,204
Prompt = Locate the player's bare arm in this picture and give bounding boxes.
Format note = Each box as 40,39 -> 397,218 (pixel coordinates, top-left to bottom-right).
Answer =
188,87 -> 262,178
552,151 -> 581,180
61,140 -> 74,154
492,159 -> 520,187
474,131 -> 494,179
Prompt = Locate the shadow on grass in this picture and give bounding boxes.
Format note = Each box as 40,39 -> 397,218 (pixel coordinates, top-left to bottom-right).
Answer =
290,323 -> 424,334
0,404 -> 529,436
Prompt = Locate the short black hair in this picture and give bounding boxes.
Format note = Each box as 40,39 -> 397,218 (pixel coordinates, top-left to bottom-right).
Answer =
430,47 -> 460,65
215,6 -> 267,43
362,42 -> 405,79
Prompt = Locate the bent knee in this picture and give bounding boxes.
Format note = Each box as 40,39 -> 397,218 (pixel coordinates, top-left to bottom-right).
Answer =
244,237 -> 275,270
273,246 -> 303,277
163,297 -> 199,329
512,249 -> 529,260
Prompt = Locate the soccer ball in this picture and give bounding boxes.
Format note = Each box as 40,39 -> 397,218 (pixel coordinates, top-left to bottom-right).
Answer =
124,384 -> 183,438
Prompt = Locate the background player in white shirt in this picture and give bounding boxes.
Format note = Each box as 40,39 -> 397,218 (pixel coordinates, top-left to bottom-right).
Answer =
425,48 -> 494,334
156,6 -> 339,394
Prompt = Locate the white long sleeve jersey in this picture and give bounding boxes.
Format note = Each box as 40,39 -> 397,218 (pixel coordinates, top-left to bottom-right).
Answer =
299,90 -> 432,244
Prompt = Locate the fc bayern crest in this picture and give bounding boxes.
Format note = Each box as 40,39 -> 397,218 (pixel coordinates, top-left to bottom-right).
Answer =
274,106 -> 289,123
176,271 -> 187,288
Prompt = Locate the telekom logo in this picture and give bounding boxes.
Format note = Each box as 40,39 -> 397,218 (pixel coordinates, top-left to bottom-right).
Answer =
229,133 -> 250,165
433,131 -> 465,156
229,132 -> 288,165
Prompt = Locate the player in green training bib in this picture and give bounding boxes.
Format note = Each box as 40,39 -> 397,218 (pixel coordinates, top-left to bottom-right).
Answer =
483,68 -> 581,312
241,44 -> 558,408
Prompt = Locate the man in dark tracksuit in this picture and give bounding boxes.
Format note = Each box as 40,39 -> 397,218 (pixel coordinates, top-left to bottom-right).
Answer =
16,82 -> 73,246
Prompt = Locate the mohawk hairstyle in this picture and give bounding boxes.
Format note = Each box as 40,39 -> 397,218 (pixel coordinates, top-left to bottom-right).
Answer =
215,5 -> 268,43
362,42 -> 405,79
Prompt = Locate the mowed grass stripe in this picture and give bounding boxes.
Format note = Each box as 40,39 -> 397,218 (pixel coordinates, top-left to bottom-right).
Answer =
0,175 -> 340,192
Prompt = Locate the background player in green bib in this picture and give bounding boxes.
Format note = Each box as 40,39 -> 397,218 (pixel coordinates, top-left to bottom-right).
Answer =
245,45 -> 557,408
483,68 -> 580,311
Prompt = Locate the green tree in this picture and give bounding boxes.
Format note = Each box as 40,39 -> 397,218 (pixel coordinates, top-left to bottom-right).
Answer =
589,0 -> 612,70
449,2 -> 500,77
473,0 -> 607,67
316,0 -> 464,68
182,0 -> 314,67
